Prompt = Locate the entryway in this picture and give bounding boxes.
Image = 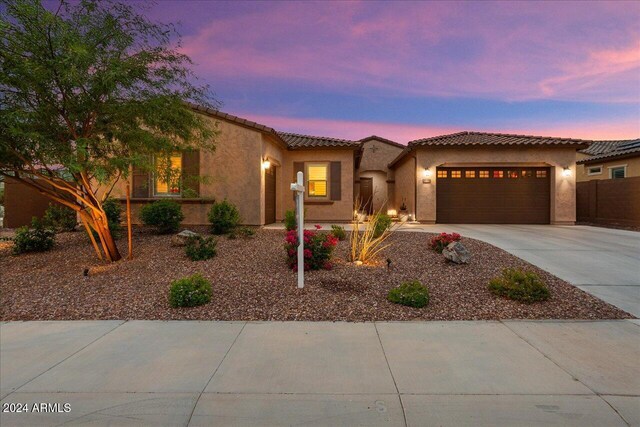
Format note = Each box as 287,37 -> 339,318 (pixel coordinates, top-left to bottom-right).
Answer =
265,165 -> 276,225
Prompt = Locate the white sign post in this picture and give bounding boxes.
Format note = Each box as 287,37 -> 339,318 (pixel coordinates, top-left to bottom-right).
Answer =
290,171 -> 305,288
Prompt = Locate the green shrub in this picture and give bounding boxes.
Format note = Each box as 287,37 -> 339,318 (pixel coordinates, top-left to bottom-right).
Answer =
102,198 -> 123,238
237,226 -> 255,238
373,213 -> 392,238
489,268 -> 550,303
13,218 -> 56,254
185,235 -> 217,261
140,199 -> 184,234
0,187 -> 4,205
208,199 -> 240,234
387,280 -> 430,308
43,203 -> 77,232
331,224 -> 346,241
169,273 -> 212,307
284,209 -> 296,231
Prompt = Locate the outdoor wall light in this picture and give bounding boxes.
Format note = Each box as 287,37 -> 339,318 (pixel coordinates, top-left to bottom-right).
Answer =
262,159 -> 271,170
423,168 -> 432,177
562,167 -> 571,177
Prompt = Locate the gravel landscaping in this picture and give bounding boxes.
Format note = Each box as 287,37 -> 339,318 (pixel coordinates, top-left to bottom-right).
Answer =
0,228 -> 632,321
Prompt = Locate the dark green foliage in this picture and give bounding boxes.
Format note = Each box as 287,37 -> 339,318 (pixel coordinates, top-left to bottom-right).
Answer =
43,204 -> 77,232
387,280 -> 430,308
102,198 -> 123,238
208,199 -> 240,234
185,235 -> 217,261
373,213 -> 392,238
169,274 -> 212,307
13,218 -> 56,254
237,226 -> 255,238
140,200 -> 184,234
331,224 -> 346,241
489,268 -> 550,303
284,210 -> 296,231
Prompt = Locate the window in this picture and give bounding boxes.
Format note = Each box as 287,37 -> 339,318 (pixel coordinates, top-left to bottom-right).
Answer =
521,170 -> 533,178
154,153 -> 182,196
437,170 -> 447,178
507,170 -> 518,179
587,166 -> 602,176
465,170 -> 476,178
479,170 -> 489,178
493,170 -> 504,178
610,166 -> 626,179
536,170 -> 547,178
451,170 -> 462,178
307,163 -> 328,197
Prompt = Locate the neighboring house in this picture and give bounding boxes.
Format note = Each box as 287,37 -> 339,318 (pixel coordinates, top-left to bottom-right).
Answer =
576,139 -> 640,181
388,132 -> 588,225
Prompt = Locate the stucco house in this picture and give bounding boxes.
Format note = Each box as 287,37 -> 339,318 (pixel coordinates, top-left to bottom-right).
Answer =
7,106 -> 617,227
576,139 -> 640,181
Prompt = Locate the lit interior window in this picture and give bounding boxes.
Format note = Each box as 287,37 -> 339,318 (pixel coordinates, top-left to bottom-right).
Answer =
479,170 -> 489,178
155,153 -> 182,195
536,170 -> 547,178
308,164 -> 328,197
451,170 -> 462,178
465,170 -> 476,178
521,170 -> 533,178
437,170 -> 447,178
493,170 -> 504,178
507,170 -> 518,178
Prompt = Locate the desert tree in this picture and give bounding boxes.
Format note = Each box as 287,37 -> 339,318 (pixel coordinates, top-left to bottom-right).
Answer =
0,0 -> 217,261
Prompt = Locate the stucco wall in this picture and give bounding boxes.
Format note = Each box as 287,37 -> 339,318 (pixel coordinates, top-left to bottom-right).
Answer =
261,135 -> 287,222
392,155 -> 416,216
282,149 -> 356,222
577,155 -> 640,182
358,171 -> 390,212
356,139 -> 404,213
407,146 -> 578,224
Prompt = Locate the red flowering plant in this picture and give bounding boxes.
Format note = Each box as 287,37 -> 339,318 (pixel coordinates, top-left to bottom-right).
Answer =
285,225 -> 338,271
429,232 -> 461,253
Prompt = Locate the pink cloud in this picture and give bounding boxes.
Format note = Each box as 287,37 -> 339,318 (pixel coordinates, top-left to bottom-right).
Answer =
178,1 -> 640,103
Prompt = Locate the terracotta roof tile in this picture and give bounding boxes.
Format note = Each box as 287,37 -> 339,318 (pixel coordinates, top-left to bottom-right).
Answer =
408,131 -> 590,147
359,135 -> 406,148
577,139 -> 640,163
278,132 -> 361,149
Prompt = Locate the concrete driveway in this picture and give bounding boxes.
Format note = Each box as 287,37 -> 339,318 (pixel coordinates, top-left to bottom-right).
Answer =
267,223 -> 640,316
394,224 -> 639,317
1,320 -> 639,426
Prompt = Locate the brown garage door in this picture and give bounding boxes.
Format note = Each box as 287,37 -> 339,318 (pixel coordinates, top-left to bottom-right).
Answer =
265,165 -> 276,225
436,167 -> 550,224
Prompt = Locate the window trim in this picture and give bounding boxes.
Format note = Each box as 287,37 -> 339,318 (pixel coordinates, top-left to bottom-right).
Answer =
608,164 -> 627,179
587,165 -> 603,176
153,153 -> 183,197
305,162 -> 330,200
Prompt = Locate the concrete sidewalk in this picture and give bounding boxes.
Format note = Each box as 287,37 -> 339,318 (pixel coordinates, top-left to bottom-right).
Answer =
266,223 -> 640,317
1,320 -> 639,426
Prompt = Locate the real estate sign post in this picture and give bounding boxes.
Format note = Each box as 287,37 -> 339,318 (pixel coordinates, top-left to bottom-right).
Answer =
290,171 -> 305,288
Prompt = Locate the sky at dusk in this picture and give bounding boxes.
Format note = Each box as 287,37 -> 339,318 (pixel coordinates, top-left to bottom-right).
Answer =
151,1 -> 638,142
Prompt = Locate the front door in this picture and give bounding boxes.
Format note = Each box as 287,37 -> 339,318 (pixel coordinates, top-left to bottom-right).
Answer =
265,165 -> 276,224
360,177 -> 373,214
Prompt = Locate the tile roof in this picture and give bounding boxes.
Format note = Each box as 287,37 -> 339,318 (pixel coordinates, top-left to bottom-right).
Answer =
408,131 -> 590,147
389,131 -> 591,168
189,103 -> 282,137
577,139 -> 640,164
359,135 -> 406,149
278,132 -> 361,149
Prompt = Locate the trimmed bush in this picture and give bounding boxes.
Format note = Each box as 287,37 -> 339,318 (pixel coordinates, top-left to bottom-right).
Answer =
284,225 -> 338,271
387,280 -> 430,308
13,218 -> 56,254
373,213 -> 392,238
140,199 -> 184,234
237,226 -> 255,238
429,232 -> 461,253
208,199 -> 240,235
331,224 -> 347,241
102,198 -> 123,238
43,203 -> 77,232
284,209 -> 296,231
169,274 -> 212,307
489,268 -> 550,303
185,235 -> 217,261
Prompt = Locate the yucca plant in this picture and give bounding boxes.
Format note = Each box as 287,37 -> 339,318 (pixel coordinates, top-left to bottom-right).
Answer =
349,201 -> 400,264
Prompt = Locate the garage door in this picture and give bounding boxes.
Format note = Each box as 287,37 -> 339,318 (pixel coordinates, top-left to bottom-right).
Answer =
436,167 -> 550,224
